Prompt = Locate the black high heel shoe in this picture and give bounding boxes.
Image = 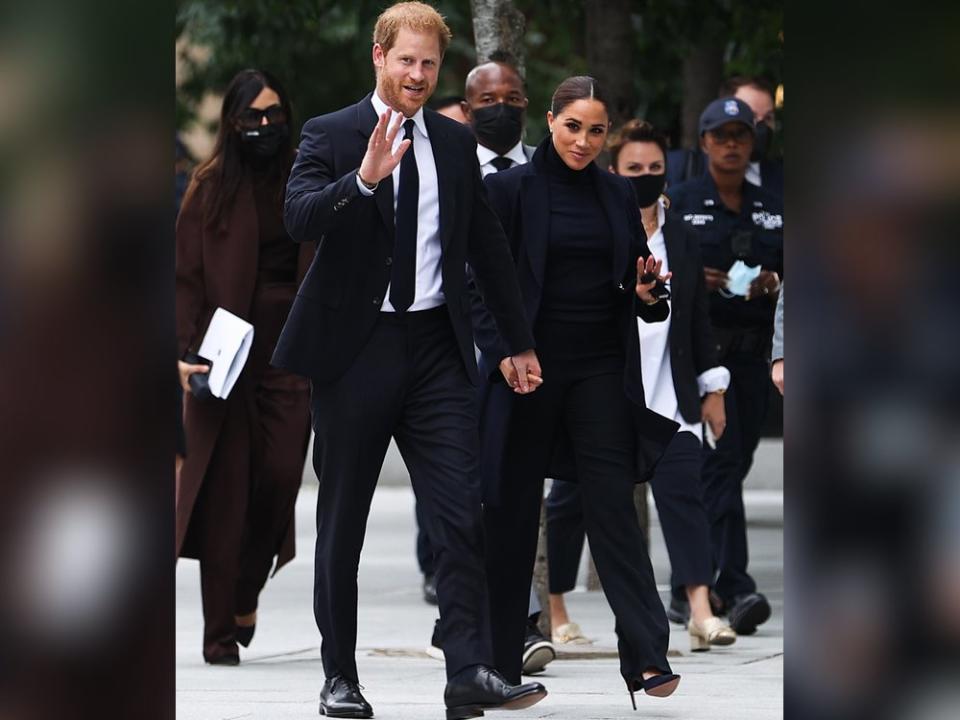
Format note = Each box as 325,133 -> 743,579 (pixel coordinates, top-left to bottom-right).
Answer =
625,673 -> 681,709
235,611 -> 257,648
236,623 -> 256,648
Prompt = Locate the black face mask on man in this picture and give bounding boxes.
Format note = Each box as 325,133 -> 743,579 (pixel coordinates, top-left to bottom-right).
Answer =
239,123 -> 289,161
470,103 -> 524,155
628,173 -> 666,209
751,121 -> 772,162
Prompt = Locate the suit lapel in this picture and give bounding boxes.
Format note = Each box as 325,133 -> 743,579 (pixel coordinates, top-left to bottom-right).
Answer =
425,111 -> 455,251
355,94 -> 395,236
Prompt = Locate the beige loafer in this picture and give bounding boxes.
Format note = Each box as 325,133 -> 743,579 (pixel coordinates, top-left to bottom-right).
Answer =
689,616 -> 737,651
551,621 -> 592,645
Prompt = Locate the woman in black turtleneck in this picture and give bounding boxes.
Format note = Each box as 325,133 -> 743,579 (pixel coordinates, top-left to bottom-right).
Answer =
176,70 -> 312,665
471,76 -> 681,707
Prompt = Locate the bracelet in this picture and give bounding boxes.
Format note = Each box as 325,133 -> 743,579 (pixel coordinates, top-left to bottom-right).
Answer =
358,172 -> 378,191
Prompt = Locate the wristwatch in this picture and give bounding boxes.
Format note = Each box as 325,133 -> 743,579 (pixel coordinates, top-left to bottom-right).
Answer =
358,172 -> 378,191
710,388 -> 726,396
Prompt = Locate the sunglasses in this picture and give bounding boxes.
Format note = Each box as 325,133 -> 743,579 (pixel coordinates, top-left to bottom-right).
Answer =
235,104 -> 287,131
707,126 -> 753,144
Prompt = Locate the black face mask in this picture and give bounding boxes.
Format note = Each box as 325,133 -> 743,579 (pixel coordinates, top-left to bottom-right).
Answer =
751,122 -> 772,162
470,103 -> 524,155
628,173 -> 666,208
239,122 -> 289,161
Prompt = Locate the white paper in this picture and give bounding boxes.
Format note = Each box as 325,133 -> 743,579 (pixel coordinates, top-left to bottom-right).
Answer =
197,308 -> 254,399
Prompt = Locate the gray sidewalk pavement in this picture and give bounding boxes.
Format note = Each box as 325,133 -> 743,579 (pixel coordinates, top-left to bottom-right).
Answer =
177,448 -> 783,719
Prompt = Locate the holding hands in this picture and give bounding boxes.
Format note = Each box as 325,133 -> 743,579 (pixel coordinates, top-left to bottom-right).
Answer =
499,349 -> 543,394
358,109 -> 411,187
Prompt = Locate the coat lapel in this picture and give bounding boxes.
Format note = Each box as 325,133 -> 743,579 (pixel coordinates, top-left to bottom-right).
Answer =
355,94 -> 395,237
662,216 -> 685,273
519,173 -> 549,290
594,168 -> 631,285
425,111 -> 455,251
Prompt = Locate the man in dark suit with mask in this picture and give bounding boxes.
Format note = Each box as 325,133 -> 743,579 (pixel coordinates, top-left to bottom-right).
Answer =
461,54 -> 537,177
273,3 -> 546,718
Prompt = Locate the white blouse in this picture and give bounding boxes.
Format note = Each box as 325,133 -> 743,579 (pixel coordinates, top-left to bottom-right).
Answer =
637,200 -> 730,441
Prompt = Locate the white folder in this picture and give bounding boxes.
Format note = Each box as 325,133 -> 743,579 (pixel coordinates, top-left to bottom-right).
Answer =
197,308 -> 254,399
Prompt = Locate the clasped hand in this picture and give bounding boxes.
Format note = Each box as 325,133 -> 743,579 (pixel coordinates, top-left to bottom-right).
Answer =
499,349 -> 543,394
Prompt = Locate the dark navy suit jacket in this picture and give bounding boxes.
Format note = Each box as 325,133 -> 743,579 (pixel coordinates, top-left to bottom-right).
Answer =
272,93 -> 534,384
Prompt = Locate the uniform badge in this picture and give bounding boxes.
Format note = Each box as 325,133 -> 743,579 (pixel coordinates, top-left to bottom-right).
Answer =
724,100 -> 739,115
703,198 -> 715,206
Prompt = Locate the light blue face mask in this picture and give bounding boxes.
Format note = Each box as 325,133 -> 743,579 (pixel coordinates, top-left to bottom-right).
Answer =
722,259 -> 761,297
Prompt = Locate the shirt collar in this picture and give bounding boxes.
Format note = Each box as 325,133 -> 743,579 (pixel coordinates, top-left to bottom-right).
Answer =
371,90 -> 428,140
477,140 -> 527,167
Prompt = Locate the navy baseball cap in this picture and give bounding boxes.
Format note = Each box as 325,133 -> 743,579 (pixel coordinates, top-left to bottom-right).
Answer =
699,97 -> 755,135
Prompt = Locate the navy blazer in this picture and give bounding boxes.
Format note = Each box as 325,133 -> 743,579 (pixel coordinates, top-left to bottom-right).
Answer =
272,93 -> 534,384
470,140 -> 679,500
659,213 -> 721,424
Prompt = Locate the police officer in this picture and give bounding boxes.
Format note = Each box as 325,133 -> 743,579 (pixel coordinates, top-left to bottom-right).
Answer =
665,97 -> 782,635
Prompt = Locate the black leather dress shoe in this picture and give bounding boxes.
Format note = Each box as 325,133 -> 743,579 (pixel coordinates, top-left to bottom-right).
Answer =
726,592 -> 771,635
319,675 -> 373,718
444,665 -> 547,720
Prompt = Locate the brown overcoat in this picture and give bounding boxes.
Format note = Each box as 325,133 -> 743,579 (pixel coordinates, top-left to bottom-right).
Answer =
175,174 -> 313,572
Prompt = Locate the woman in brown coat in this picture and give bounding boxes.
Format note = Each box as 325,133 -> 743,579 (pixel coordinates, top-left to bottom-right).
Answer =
176,69 -> 312,665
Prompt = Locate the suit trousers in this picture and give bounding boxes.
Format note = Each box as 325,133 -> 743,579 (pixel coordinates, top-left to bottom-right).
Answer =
484,371 -> 671,684
694,351 -> 771,603
310,307 -> 493,682
547,431 -> 713,594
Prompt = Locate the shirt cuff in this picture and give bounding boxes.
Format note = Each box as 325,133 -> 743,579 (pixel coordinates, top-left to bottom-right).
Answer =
698,366 -> 731,396
356,173 -> 375,196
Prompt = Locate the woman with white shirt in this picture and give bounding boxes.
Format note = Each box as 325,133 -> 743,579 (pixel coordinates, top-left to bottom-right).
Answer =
546,120 -> 737,652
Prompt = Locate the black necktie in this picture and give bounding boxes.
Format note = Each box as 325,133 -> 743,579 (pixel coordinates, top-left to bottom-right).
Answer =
491,156 -> 513,172
390,119 -> 418,312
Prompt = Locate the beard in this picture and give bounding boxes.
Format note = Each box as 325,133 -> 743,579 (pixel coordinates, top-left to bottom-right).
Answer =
377,72 -> 433,118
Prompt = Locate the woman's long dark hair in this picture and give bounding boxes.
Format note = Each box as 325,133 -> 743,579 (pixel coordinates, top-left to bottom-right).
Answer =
186,69 -> 294,229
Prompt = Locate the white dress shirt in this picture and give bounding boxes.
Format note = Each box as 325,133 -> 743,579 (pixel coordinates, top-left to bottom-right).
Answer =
637,200 -> 730,440
357,91 -> 445,312
477,140 -> 528,178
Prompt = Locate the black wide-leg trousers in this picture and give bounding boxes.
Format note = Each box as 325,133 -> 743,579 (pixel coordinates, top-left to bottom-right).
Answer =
310,308 -> 493,682
484,371 -> 671,684
547,432 -> 713,601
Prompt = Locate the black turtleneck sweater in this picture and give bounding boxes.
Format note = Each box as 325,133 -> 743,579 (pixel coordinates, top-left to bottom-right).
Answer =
534,141 -> 623,377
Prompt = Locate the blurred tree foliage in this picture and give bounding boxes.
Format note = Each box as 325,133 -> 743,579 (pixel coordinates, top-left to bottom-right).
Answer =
177,0 -> 781,153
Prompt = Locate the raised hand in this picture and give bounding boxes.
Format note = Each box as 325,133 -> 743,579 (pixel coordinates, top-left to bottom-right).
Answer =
358,109 -> 411,186
635,255 -> 672,304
